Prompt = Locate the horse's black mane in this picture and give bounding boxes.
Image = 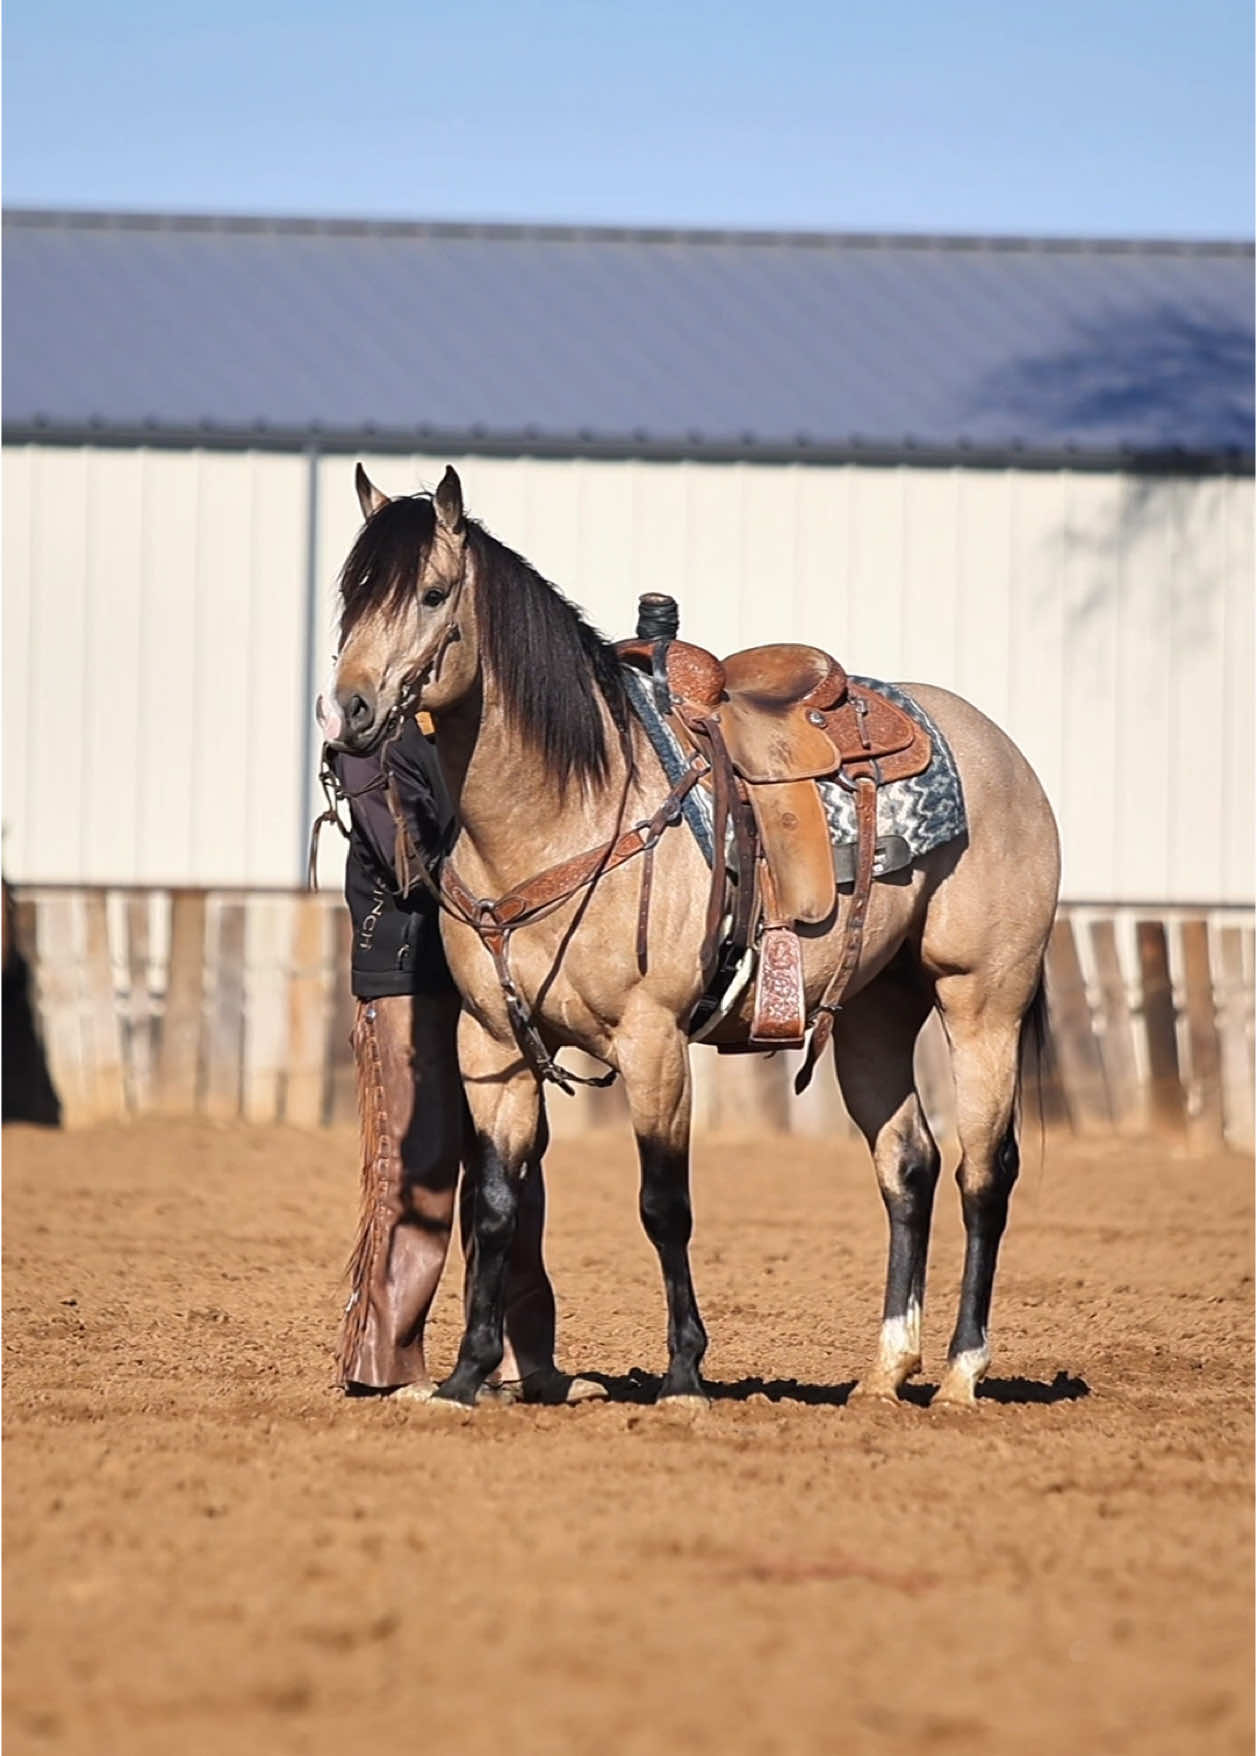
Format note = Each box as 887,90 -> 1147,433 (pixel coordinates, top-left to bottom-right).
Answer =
338,493 -> 631,795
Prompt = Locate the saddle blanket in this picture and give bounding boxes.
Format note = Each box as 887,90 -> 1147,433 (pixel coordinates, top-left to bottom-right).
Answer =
622,666 -> 967,876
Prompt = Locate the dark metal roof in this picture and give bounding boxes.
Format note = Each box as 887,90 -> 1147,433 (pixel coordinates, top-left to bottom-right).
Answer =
4,208 -> 1253,467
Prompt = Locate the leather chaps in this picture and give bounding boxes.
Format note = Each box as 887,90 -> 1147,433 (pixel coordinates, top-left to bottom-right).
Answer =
336,990 -> 557,1391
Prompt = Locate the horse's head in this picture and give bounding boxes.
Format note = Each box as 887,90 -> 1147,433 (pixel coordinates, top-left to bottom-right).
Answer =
317,464 -> 479,751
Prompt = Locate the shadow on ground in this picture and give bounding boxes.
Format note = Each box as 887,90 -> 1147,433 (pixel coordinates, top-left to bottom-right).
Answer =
586,1368 -> 1091,1408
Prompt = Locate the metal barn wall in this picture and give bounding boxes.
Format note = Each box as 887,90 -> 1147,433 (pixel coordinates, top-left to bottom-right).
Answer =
314,452 -> 1255,906
4,445 -> 311,887
5,444 -> 1253,906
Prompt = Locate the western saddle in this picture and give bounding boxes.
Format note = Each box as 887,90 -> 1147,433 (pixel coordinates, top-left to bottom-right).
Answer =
617,595 -> 932,1085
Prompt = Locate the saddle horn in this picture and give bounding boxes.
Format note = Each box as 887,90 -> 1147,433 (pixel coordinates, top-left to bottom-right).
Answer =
637,594 -> 679,716
636,593 -> 680,642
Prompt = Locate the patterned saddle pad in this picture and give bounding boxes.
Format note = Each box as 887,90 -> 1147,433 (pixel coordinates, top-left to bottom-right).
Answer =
622,667 -> 967,877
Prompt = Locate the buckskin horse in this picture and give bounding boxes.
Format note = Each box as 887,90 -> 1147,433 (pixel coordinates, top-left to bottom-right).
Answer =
318,466 -> 1059,1411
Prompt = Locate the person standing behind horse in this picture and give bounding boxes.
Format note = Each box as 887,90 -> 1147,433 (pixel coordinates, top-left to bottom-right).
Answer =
325,491 -> 600,1405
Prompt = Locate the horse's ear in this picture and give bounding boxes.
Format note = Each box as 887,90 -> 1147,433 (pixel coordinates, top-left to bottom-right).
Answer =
355,463 -> 390,521
434,465 -> 464,534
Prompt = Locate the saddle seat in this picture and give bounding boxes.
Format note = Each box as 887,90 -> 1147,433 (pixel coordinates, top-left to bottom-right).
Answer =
720,643 -> 849,784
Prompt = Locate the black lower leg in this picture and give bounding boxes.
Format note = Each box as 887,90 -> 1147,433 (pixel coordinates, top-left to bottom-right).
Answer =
438,1135 -> 521,1405
880,1138 -> 941,1327
638,1141 -> 707,1399
948,1126 -> 1019,1361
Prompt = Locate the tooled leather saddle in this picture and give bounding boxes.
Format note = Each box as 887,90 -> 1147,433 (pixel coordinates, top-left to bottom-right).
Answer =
618,597 -> 932,1086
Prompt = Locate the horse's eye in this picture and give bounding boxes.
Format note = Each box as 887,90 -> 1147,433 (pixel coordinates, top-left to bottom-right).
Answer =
422,589 -> 447,609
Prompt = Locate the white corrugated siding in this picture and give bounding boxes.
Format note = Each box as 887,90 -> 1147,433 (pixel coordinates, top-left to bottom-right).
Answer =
4,446 -> 309,886
6,444 -> 1252,905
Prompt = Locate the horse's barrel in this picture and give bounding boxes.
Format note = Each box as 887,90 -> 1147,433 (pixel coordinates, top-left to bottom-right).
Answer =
636,593 -> 680,643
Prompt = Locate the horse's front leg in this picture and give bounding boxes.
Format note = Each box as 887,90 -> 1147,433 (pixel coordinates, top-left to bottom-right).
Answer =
435,1013 -> 541,1407
620,1015 -> 708,1404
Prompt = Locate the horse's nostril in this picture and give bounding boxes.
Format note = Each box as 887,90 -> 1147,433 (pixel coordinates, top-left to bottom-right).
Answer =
345,691 -> 373,731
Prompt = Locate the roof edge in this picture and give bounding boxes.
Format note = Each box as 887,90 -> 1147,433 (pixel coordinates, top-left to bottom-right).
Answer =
3,204 -> 1253,256
5,418 -> 1252,476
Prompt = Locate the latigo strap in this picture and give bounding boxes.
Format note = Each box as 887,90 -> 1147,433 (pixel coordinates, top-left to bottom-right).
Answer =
793,770 -> 880,1093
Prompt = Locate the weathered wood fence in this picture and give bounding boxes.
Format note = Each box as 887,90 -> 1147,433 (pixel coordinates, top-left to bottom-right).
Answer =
7,888 -> 1254,1150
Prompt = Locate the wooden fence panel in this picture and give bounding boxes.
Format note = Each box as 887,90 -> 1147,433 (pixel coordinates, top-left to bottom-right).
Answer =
1137,920 -> 1186,1135
1021,990 -> 1070,1133
82,892 -> 127,1121
33,894 -> 92,1127
1045,917 -> 1111,1130
1180,919 -> 1224,1147
124,893 -> 157,1114
326,910 -> 358,1125
286,897 -> 333,1127
203,900 -> 246,1121
159,890 -> 207,1114
6,890 -> 1253,1147
1089,918 -> 1144,1132
242,896 -> 294,1124
1217,926 -> 1254,1150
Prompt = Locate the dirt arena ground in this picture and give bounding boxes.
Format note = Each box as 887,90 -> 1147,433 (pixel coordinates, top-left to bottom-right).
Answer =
4,1118 -> 1252,1756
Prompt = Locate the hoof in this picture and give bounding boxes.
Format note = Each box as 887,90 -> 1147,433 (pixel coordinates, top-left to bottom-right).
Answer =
564,1376 -> 610,1406
932,1360 -> 986,1410
508,1370 -> 610,1407
656,1393 -> 710,1418
849,1377 -> 905,1405
404,1391 -> 475,1418
430,1378 -> 483,1411
931,1385 -> 979,1411
391,1381 -> 437,1405
933,1347 -> 989,1409
477,1380 -> 522,1406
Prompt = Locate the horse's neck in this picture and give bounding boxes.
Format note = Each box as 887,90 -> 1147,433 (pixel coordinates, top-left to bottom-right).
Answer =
435,682 -> 632,893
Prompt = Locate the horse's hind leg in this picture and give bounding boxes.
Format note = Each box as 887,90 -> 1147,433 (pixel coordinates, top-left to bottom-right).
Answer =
932,975 -> 1025,1408
619,1015 -> 708,1403
834,961 -> 939,1401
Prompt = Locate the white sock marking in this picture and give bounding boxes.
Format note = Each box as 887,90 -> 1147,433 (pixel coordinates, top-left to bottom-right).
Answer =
877,1298 -> 921,1368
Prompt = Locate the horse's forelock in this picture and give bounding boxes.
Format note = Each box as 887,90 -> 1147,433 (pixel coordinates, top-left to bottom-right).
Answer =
338,495 -> 437,643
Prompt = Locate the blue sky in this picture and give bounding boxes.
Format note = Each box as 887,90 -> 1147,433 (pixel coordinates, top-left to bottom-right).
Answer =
4,0 -> 1253,237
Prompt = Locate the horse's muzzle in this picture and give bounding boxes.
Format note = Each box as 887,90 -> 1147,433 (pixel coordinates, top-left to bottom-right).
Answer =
317,685 -> 382,753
